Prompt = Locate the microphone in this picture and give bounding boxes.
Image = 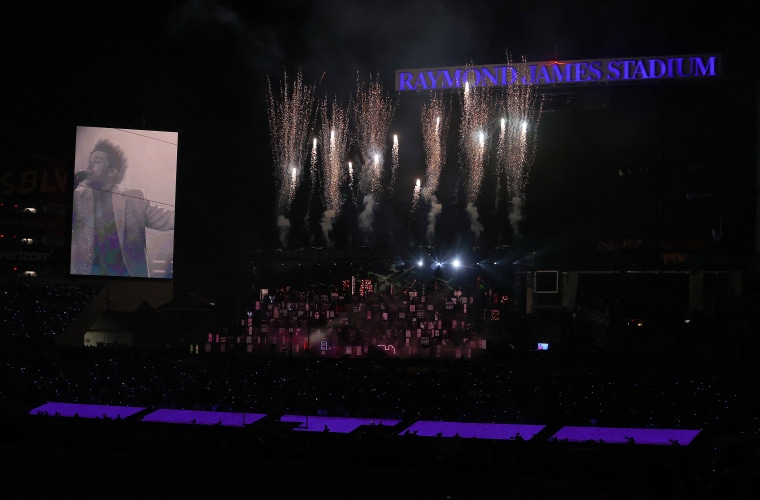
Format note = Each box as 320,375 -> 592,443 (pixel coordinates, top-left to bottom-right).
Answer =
74,171 -> 88,187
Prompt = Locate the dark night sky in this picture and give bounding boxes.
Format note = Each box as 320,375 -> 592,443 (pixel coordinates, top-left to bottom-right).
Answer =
1,1 -> 757,300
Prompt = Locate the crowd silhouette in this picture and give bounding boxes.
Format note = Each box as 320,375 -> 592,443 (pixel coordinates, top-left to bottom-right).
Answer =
2,277 -> 760,498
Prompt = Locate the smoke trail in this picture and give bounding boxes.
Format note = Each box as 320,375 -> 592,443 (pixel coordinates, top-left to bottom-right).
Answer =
509,196 -> 523,241
358,194 -> 375,240
426,201 -> 442,245
458,71 -> 494,240
420,93 -> 449,245
318,98 -> 350,246
320,208 -> 336,244
494,53 -> 544,240
266,68 -> 316,248
465,201 -> 484,239
277,214 -> 291,247
351,72 -> 396,236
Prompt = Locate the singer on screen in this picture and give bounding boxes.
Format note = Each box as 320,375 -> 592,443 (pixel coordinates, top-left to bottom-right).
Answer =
71,139 -> 175,278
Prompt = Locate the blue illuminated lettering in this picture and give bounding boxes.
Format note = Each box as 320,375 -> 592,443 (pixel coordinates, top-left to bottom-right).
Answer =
395,54 -> 719,91
621,60 -> 636,80
574,62 -> 596,82
462,68 -> 481,87
414,72 -> 428,90
424,71 -> 439,89
607,61 -> 621,80
693,56 -> 716,76
502,66 -> 519,84
441,69 -> 461,88
632,60 -> 648,79
536,65 -> 552,84
550,64 -> 571,82
669,58 -> 689,77
525,65 -> 538,84
588,61 -> 603,81
648,59 -> 667,78
398,72 -> 414,91
480,67 -> 499,85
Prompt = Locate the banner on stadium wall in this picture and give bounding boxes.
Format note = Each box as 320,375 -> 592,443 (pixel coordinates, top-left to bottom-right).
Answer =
396,54 -> 720,91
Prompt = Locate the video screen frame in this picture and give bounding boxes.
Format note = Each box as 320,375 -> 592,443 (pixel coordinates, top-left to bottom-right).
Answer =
70,126 -> 178,279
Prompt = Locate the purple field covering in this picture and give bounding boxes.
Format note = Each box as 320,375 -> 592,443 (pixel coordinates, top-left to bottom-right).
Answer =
29,402 -> 145,420
399,421 -> 546,440
550,426 -> 701,445
280,415 -> 402,433
26,403 -> 701,445
140,408 -> 266,427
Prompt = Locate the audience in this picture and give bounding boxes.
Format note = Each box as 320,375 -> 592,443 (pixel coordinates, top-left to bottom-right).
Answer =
1,276 -> 759,497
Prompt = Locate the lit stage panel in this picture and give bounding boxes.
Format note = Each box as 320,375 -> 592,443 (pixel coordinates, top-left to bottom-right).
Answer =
29,402 -> 145,420
280,415 -> 401,433
399,421 -> 545,440
550,426 -> 701,445
141,409 -> 266,427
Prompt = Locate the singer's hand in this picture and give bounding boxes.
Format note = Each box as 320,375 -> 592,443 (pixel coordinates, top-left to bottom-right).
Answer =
74,171 -> 89,187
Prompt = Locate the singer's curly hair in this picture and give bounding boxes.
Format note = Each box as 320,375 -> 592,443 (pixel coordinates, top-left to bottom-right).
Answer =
92,139 -> 128,185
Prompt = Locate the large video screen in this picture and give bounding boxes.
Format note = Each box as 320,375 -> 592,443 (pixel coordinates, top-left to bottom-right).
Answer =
70,126 -> 178,279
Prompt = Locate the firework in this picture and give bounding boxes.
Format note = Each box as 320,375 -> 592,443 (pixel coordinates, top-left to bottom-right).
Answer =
350,73 -> 396,239
391,134 -> 400,189
411,178 -> 421,215
266,69 -> 316,246
348,161 -> 354,195
319,97 -> 350,245
305,137 -> 318,232
494,54 -> 543,239
420,92 -> 450,244
351,72 -> 397,196
458,70 -> 495,239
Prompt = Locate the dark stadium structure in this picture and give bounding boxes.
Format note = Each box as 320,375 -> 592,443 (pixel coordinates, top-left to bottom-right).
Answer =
2,47 -> 760,498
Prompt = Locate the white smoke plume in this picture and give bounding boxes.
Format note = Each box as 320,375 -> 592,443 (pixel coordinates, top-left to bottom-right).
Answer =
426,201 -> 442,245
277,214 -> 291,247
509,196 -> 523,240
465,202 -> 484,239
358,194 -> 375,235
321,208 -> 336,245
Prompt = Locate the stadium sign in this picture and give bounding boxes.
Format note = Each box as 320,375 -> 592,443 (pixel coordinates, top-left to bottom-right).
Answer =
395,54 -> 719,91
0,249 -> 54,262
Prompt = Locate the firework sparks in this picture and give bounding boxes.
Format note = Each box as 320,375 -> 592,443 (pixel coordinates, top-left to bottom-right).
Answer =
350,72 -> 396,239
420,93 -> 450,244
411,178 -> 421,215
319,98 -> 350,245
351,72 -> 396,194
494,54 -> 543,240
458,70 -> 495,239
305,137 -> 318,234
267,69 -> 316,247
391,134 -> 400,188
348,161 -> 354,196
